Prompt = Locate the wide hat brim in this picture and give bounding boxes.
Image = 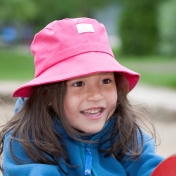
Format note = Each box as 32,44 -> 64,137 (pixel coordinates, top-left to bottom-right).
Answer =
13,52 -> 140,97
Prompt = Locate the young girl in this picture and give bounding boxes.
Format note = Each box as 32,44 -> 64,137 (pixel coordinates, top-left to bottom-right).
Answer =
0,17 -> 163,176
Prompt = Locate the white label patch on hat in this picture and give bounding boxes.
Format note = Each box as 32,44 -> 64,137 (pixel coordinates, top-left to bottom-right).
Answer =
76,23 -> 95,33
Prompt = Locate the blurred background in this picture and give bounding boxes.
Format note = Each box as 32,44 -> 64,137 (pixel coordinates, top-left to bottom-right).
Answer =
0,0 -> 176,158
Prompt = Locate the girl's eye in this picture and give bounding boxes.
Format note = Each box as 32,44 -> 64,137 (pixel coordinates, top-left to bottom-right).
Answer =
102,78 -> 112,84
73,81 -> 85,87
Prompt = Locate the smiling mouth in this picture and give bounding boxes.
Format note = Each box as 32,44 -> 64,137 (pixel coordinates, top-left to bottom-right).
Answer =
80,108 -> 105,117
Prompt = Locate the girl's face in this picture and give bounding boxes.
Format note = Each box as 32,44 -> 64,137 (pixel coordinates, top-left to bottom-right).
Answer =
64,72 -> 117,134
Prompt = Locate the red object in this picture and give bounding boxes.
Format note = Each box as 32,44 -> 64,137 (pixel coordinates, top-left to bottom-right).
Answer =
151,155 -> 176,176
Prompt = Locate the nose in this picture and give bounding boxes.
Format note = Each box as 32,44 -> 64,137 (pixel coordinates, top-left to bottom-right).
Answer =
86,86 -> 103,102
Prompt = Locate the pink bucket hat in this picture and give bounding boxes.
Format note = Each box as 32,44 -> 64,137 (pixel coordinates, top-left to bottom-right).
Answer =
13,17 -> 140,97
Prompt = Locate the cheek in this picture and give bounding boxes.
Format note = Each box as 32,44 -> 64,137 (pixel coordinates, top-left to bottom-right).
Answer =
109,86 -> 118,103
64,99 -> 73,115
107,87 -> 118,113
63,101 -> 75,126
106,93 -> 118,120
110,92 -> 118,108
63,95 -> 80,120
63,97 -> 72,118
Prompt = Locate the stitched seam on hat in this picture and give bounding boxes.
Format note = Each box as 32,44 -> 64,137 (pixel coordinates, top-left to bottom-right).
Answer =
35,43 -> 114,77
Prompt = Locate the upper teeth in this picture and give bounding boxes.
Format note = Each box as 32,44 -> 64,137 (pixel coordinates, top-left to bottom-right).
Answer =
83,108 -> 101,114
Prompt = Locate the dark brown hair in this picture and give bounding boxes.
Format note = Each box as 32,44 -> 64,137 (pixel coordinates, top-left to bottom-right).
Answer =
0,73 -> 155,170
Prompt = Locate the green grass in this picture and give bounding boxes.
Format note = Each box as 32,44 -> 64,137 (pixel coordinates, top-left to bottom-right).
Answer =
115,55 -> 176,89
0,47 -> 34,80
0,47 -> 176,89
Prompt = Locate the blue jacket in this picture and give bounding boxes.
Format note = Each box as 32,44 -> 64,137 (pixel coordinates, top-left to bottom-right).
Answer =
2,98 -> 164,176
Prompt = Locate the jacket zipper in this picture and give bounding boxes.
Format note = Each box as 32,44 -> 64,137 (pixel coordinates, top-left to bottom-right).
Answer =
84,145 -> 92,175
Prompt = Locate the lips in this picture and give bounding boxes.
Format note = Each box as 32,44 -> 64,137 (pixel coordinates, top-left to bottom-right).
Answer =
80,108 -> 104,117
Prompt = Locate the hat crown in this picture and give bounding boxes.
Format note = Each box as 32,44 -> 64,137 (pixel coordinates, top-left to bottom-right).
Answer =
30,18 -> 113,77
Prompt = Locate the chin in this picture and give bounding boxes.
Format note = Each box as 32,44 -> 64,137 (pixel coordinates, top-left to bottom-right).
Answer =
83,126 -> 104,134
